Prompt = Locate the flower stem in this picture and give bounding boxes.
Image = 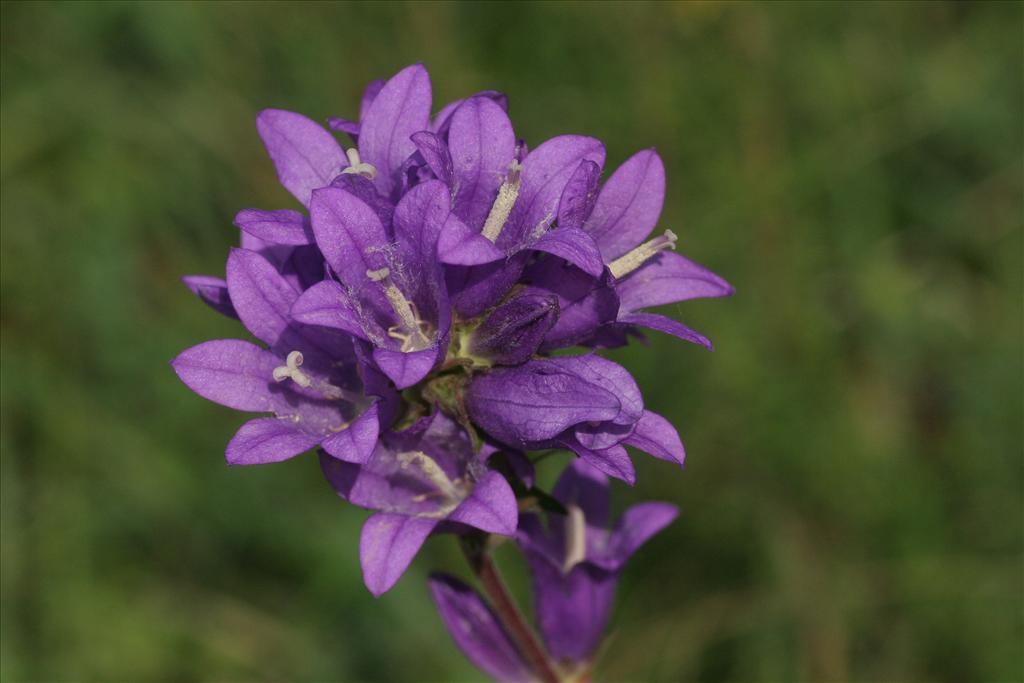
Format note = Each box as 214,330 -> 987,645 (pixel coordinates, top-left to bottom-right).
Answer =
460,535 -> 562,683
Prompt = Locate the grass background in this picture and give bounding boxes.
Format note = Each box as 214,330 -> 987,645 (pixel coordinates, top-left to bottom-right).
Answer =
1,1 -> 1021,681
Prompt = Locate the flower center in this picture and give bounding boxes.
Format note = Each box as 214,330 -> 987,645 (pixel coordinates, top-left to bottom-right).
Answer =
272,350 -> 349,401
563,503 -> 587,573
366,267 -> 433,352
607,229 -> 678,279
480,159 -> 522,243
398,450 -> 464,504
340,147 -> 377,179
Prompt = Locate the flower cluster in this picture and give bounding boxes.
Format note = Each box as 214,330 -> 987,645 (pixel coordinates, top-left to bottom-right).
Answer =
173,64 -> 731,681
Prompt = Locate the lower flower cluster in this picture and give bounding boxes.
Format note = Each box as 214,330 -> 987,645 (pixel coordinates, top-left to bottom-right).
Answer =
173,63 -> 731,681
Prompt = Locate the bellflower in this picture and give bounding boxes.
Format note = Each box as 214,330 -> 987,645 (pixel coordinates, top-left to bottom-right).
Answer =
319,412 -> 521,596
428,460 -> 677,681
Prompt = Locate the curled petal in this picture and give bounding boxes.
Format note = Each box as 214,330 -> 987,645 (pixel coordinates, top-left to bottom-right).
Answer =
321,402 -> 380,464
182,275 -> 237,319
623,409 -> 686,466
618,312 -> 713,350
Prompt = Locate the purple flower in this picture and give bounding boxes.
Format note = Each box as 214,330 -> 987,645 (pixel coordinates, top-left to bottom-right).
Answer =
465,354 -> 686,483
172,248 -> 389,465
518,459 -> 678,665
319,412 -> 520,596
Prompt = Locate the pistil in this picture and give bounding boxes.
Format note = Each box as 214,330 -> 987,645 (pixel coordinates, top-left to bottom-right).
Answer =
340,147 -> 377,179
480,160 -> 522,243
562,503 -> 588,573
607,229 -> 678,279
398,450 -> 462,502
272,350 -> 349,401
366,267 -> 432,352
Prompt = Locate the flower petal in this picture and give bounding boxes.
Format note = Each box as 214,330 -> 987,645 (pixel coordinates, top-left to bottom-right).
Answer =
548,354 -> 643,426
557,159 -> 601,231
466,358 -> 622,447
618,312 -> 713,350
321,402 -> 380,464
372,347 -> 440,389
182,275 -> 237,319
226,248 -> 300,347
591,502 -> 679,572
448,96 -> 516,231
552,458 -> 610,528
233,208 -> 314,246
623,409 -> 686,466
617,251 -> 734,311
290,280 -> 367,340
225,417 -> 321,465
530,227 -> 605,277
411,131 -> 454,186
171,339 -> 280,412
359,512 -> 438,596
432,90 -> 508,135
447,470 -> 518,535
468,292 -> 559,366
358,64 -> 432,197
438,214 -> 505,266
501,135 -> 605,250
563,440 -> 636,485
584,149 -> 665,260
256,109 -> 346,206
428,573 -> 531,683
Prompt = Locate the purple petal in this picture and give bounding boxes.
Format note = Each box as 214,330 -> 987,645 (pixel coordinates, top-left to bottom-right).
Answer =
225,417 -> 321,465
290,280 -> 368,340
552,458 -> 610,528
432,90 -> 509,135
438,214 -> 505,266
392,179 -> 450,270
411,131 -> 454,186
226,248 -> 300,347
618,251 -> 734,310
359,64 -> 432,197
623,410 -> 686,466
448,96 -> 517,230
584,149 -> 665,260
360,79 -> 386,120
234,208 -> 313,246
327,117 -> 360,137
447,470 -> 518,535
530,227 -> 605,277
527,553 -> 616,663
563,440 -> 636,485
360,512 -> 438,596
328,174 -> 395,227
548,354 -> 643,426
171,339 -> 279,412
182,275 -> 237,319
618,312 -> 713,350
466,359 -> 622,447
372,347 -> 440,389
446,254 -> 528,319
256,109 -> 346,206
557,159 -> 601,231
321,402 -> 380,464
501,135 -> 605,250
467,292 -> 558,366
428,573 -> 531,683
596,502 -> 678,571
524,264 -> 619,352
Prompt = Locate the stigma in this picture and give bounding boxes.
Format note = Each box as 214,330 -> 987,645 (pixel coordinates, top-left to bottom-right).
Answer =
608,229 -> 678,279
366,267 -> 433,352
563,504 -> 588,573
340,148 -> 377,179
272,350 -> 348,401
480,160 -> 522,243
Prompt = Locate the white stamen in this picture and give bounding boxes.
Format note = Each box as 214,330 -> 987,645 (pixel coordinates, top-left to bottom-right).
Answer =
366,267 -> 432,352
608,229 -> 678,279
481,160 -> 522,243
341,147 -> 377,179
563,504 -> 588,573
397,450 -> 461,502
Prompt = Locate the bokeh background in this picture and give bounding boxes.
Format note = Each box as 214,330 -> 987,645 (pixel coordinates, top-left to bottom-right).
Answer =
2,1 -> 1021,681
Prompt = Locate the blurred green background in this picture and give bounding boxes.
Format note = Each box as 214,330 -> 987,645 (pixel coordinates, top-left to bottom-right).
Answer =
2,1 -> 1021,681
